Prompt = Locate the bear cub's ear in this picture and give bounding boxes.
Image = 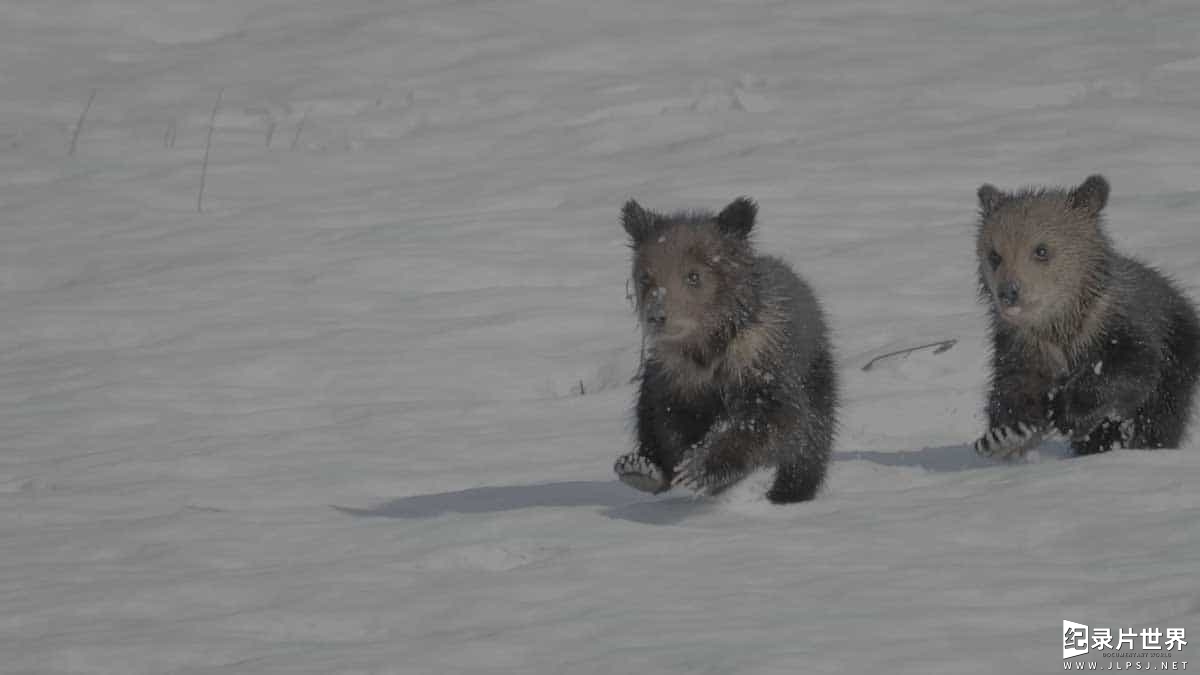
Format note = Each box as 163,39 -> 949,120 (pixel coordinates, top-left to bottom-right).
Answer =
1068,174 -> 1109,214
717,196 -> 757,239
977,184 -> 1004,216
621,199 -> 654,244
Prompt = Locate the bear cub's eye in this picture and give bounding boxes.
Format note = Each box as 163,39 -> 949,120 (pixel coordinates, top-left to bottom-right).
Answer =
685,271 -> 701,287
987,250 -> 1002,269
1033,244 -> 1050,261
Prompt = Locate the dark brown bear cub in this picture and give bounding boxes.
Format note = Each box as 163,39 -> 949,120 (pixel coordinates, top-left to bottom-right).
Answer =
613,197 -> 838,503
973,174 -> 1200,457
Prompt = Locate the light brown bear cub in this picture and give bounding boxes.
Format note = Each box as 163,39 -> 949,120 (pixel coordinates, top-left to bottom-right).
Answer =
973,174 -> 1200,457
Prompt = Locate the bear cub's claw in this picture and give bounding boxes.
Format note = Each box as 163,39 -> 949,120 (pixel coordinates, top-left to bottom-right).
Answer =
974,423 -> 1042,459
614,453 -> 667,494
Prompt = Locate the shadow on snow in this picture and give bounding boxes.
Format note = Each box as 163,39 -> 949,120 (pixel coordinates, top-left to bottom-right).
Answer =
333,441 -> 1074,524
332,479 -> 711,525
834,439 -> 1074,473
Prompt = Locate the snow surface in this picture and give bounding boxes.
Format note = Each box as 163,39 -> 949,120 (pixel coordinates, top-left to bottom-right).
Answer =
3,1 -> 1200,673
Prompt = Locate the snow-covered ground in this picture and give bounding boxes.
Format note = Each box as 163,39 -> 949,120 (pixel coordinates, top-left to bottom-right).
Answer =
3,1 -> 1200,672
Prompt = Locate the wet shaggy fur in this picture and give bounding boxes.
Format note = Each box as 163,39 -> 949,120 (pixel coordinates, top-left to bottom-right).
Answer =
973,174 -> 1200,456
612,197 -> 838,503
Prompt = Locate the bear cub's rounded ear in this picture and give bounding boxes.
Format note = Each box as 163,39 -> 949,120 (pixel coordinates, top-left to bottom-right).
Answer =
1068,174 -> 1109,214
622,199 -> 654,243
717,197 -> 757,239
977,184 -> 1004,216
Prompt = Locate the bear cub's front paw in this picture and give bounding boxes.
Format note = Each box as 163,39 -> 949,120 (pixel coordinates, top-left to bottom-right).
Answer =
974,423 -> 1043,459
672,449 -> 718,495
614,452 -> 668,494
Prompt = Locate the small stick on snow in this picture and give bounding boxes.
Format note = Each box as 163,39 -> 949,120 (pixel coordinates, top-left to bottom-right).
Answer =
197,88 -> 224,214
265,119 -> 276,148
164,117 -> 177,149
861,339 -> 957,372
68,89 -> 97,156
290,108 -> 309,150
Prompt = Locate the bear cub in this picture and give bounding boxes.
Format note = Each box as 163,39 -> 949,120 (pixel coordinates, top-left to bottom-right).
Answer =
613,197 -> 838,503
973,174 -> 1200,457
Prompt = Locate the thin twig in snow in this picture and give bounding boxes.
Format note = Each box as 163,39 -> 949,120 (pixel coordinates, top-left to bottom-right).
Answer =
861,339 -> 958,372
290,108 -> 309,150
197,88 -> 224,214
68,89 -> 97,156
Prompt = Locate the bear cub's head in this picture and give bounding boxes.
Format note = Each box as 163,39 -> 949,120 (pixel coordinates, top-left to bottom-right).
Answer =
621,197 -> 758,356
975,174 -> 1112,331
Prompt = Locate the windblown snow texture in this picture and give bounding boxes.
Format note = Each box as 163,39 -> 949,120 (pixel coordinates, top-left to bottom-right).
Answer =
3,2 -> 1200,674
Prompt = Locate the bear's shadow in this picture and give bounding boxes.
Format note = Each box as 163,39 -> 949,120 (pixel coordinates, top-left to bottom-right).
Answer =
836,439 -> 1073,473
332,479 -> 711,525
334,441 -> 1074,525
